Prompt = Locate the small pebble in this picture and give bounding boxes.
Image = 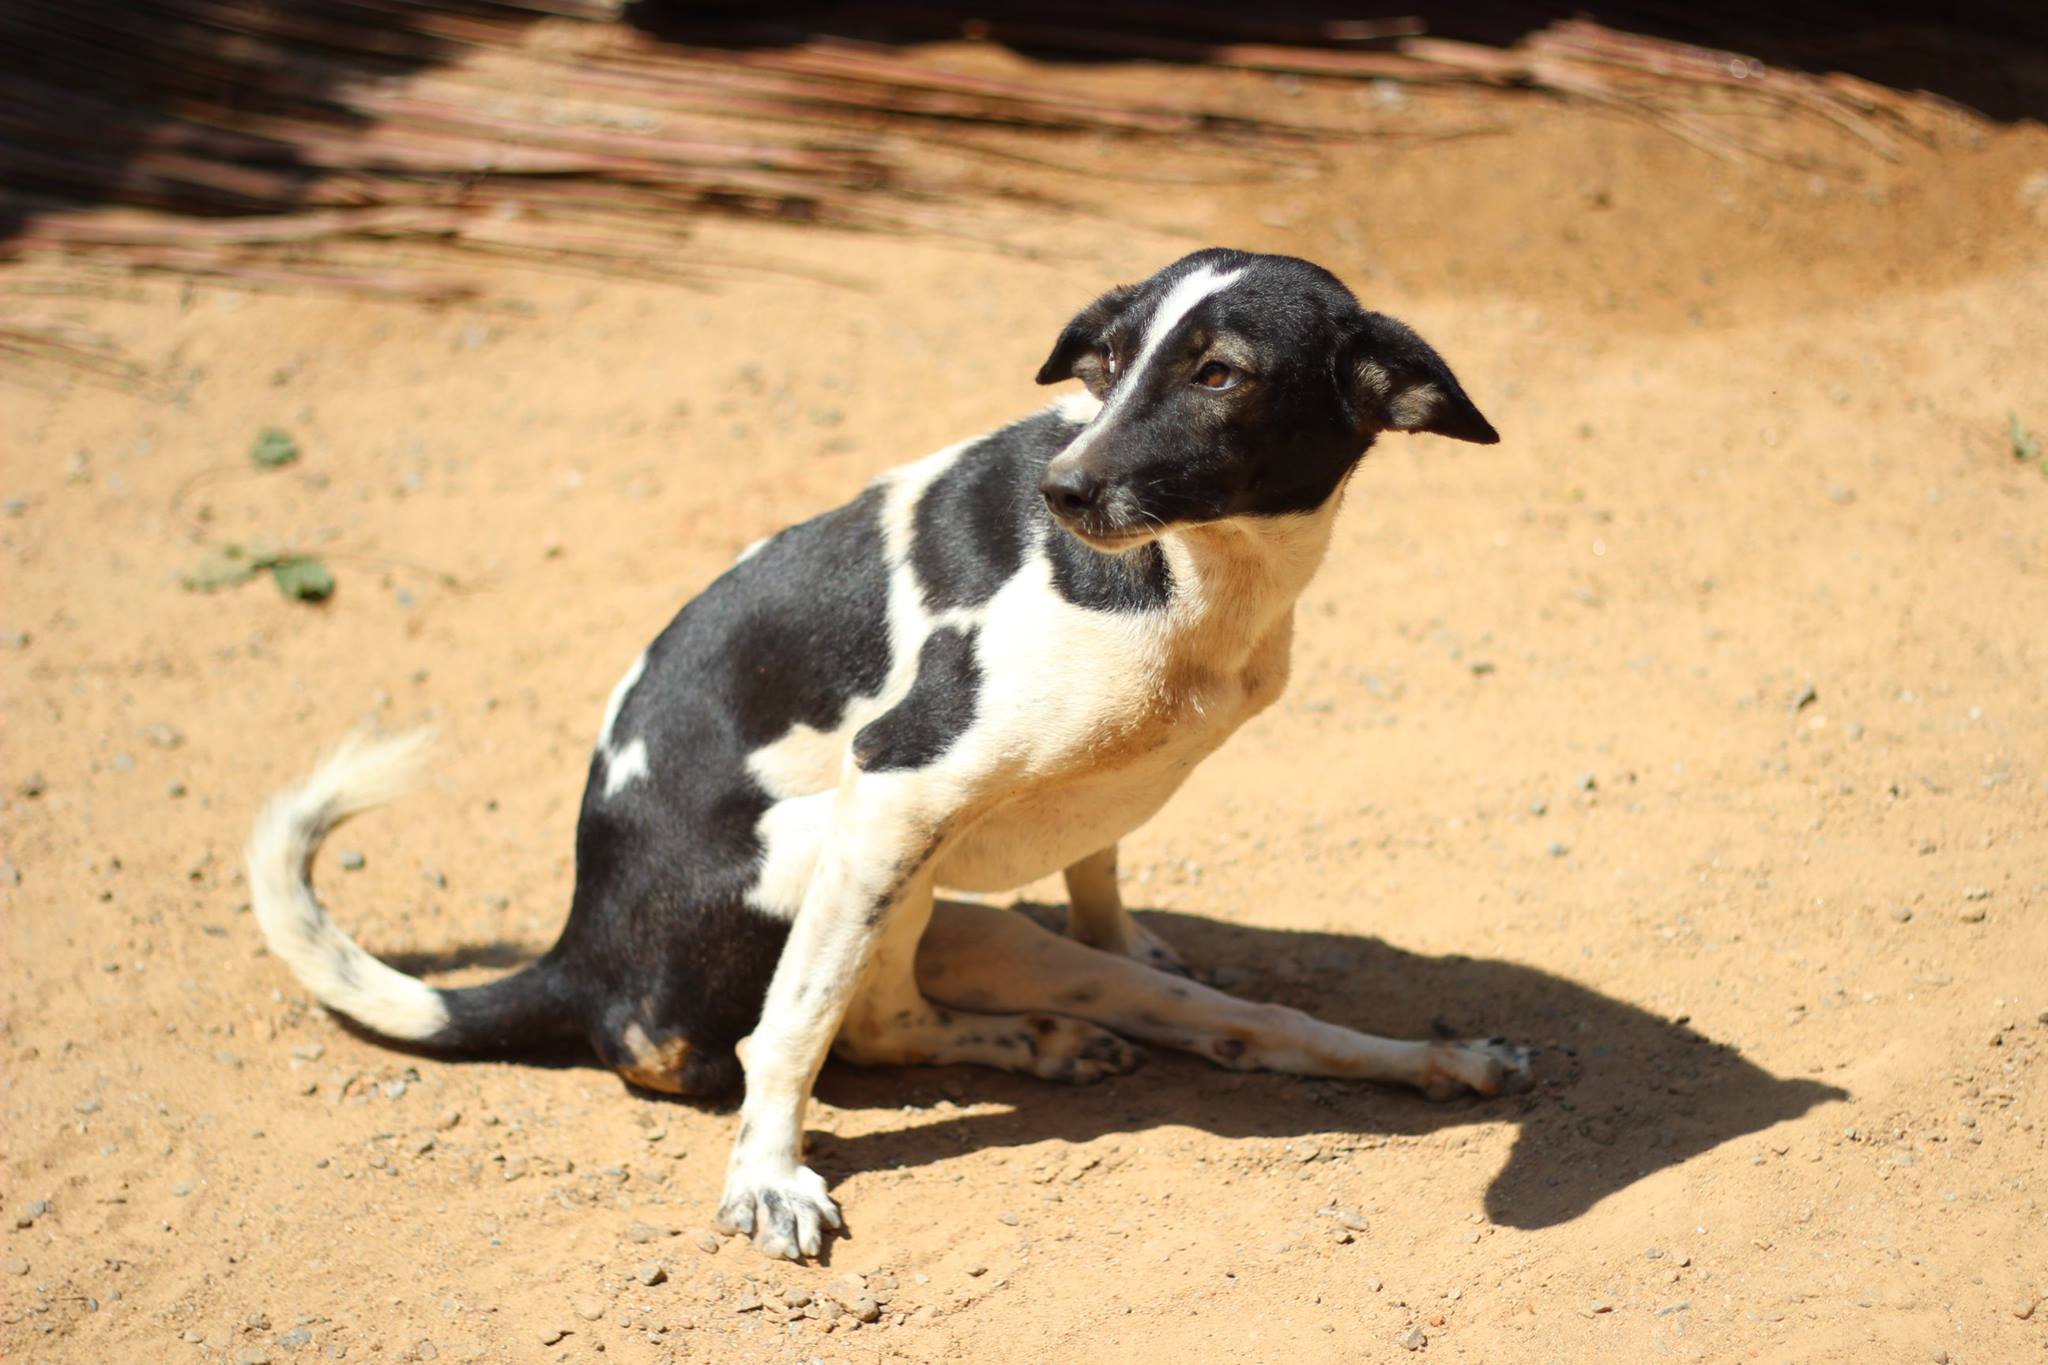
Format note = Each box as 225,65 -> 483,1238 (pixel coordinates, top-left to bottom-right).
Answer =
276,1326 -> 311,1349
337,850 -> 366,871
733,1295 -> 763,1314
145,723 -> 186,749
436,1109 -> 462,1131
1890,906 -> 1913,923
412,1343 -> 436,1362
575,1299 -> 606,1322
965,1263 -> 988,1277
17,1198 -> 51,1227
997,1211 -> 1019,1227
1590,1298 -> 1615,1314
3,1258 -> 28,1276
695,1232 -> 721,1254
75,1095 -> 102,1115
1548,841 -> 1570,858
637,1261 -> 666,1286
235,1349 -> 272,1365
1397,1325 -> 1426,1350
537,1326 -> 566,1345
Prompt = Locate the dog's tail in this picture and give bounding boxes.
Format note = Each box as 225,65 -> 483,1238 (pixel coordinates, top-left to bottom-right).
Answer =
246,730 -> 576,1052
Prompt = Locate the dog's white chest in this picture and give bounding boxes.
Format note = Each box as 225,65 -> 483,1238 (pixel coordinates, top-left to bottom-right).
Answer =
935,620 -> 1291,891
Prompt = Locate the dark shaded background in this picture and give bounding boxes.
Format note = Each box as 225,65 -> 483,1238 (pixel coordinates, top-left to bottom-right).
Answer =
2,1 -> 2043,246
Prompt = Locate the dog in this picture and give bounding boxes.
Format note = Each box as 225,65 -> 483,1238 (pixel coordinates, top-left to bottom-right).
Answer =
248,247 -> 1526,1262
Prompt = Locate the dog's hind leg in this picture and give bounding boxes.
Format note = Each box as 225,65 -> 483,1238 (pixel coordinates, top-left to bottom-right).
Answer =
834,873 -> 1145,1085
1062,844 -> 1193,977
918,901 -> 1530,1099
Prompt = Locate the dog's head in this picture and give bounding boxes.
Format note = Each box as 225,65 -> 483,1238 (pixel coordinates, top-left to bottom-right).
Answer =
1034,248 -> 1497,550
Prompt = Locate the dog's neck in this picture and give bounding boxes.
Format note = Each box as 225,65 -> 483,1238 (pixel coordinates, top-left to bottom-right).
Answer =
1157,486 -> 1345,663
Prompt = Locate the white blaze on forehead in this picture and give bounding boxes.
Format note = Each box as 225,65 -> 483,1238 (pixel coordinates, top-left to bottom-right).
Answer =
1137,263 -> 1246,360
1057,263 -> 1245,465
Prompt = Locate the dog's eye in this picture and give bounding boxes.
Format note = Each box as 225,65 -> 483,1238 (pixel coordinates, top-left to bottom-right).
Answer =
1195,361 -> 1240,390
1102,348 -> 1120,379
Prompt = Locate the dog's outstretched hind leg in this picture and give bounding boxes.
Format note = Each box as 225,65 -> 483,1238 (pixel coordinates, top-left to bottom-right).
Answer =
834,874 -> 1145,1085
917,901 -> 1531,1098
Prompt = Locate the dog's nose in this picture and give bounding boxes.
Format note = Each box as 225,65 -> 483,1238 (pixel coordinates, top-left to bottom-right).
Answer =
1039,465 -> 1104,520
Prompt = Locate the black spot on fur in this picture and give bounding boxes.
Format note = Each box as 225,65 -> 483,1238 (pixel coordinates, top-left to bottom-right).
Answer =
760,1188 -> 790,1236
1058,984 -> 1101,1007
1046,532 -> 1171,613
910,407 -> 1173,615
329,950 -> 360,993
852,627 -> 981,772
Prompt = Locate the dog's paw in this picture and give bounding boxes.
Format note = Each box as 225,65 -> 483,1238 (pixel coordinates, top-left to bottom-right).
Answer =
1021,1015 -> 1146,1084
1080,916 -> 1198,979
1419,1037 -> 1534,1101
1126,920 -> 1198,979
713,1163 -> 841,1261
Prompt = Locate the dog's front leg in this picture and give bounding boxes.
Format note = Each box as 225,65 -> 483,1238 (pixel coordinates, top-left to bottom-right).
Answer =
714,777 -> 937,1260
1063,843 -> 1193,977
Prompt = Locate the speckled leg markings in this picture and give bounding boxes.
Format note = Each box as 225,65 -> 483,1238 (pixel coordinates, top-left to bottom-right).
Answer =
837,875 -> 1145,1084
1061,843 -> 1194,978
917,901 -> 1532,1096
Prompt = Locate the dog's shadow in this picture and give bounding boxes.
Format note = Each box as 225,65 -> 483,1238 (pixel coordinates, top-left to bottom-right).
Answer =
799,902 -> 1845,1231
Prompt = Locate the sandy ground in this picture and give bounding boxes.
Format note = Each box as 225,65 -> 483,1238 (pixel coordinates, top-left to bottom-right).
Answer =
4,62 -> 2047,1365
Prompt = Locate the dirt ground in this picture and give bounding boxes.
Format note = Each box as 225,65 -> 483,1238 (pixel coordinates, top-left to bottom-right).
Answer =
4,55 -> 2046,1365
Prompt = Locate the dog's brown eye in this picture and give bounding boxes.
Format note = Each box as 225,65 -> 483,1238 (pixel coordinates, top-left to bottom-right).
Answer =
1195,361 -> 1239,390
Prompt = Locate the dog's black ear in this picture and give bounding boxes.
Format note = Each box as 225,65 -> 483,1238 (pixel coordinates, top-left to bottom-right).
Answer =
1343,311 -> 1499,445
1035,284 -> 1135,389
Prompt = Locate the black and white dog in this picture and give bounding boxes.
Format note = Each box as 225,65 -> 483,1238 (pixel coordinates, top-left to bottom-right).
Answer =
249,248 -> 1524,1261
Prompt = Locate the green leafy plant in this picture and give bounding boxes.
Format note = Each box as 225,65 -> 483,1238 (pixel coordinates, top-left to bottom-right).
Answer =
250,427 -> 301,468
181,543 -> 334,602
2011,413 -> 2042,475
